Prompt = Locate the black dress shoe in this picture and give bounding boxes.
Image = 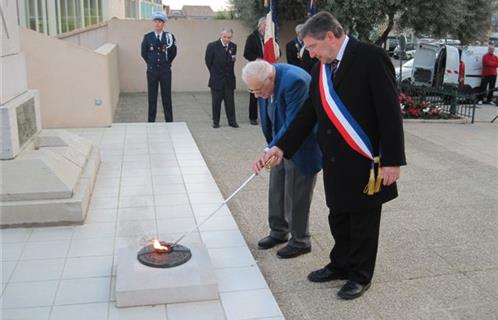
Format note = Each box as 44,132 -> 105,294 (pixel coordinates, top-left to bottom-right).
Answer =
229,123 -> 239,128
307,267 -> 348,283
276,245 -> 311,259
337,280 -> 371,300
250,119 -> 259,125
212,123 -> 220,128
257,236 -> 287,249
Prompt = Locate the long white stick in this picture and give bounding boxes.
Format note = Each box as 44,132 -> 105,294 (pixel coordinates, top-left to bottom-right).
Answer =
171,173 -> 257,247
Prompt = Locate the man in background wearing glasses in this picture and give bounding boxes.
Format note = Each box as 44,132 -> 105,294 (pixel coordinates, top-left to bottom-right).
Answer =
241,60 -> 321,258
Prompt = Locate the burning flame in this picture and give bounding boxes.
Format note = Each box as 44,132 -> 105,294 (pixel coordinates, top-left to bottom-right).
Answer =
152,240 -> 170,253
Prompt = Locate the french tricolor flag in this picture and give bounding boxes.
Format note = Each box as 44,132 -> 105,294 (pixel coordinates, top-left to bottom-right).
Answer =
263,0 -> 279,64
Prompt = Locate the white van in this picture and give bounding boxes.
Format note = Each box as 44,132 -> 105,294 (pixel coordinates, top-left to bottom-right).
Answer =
411,43 -> 498,94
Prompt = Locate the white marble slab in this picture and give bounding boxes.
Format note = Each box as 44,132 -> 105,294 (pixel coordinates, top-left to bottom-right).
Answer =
115,244 -> 218,307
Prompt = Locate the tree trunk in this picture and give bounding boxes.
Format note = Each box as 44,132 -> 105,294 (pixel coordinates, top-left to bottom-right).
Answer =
375,9 -> 395,46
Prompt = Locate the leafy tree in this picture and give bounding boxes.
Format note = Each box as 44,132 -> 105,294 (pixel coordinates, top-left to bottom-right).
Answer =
230,0 -> 330,27
230,0 -> 498,45
454,0 -> 498,44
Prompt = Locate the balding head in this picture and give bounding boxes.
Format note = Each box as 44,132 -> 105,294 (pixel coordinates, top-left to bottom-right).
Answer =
242,60 -> 275,98
258,17 -> 266,35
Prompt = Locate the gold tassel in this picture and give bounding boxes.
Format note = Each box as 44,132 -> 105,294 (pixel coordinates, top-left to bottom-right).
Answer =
374,166 -> 382,192
367,167 -> 375,195
374,157 -> 382,192
364,157 -> 382,196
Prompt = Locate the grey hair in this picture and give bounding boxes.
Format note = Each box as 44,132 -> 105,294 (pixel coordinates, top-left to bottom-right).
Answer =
300,11 -> 344,40
295,24 -> 304,34
258,17 -> 266,27
221,27 -> 233,35
242,60 -> 274,85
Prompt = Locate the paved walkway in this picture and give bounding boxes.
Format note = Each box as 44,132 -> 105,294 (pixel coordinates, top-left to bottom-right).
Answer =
115,92 -> 498,320
1,123 -> 283,320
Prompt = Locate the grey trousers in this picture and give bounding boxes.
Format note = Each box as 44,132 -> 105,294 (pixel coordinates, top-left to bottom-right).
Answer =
268,159 -> 317,249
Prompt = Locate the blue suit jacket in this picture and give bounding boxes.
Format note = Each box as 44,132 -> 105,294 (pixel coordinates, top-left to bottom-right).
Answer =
258,64 -> 322,176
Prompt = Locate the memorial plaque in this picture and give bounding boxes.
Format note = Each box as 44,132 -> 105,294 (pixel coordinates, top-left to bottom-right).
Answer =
16,97 -> 36,147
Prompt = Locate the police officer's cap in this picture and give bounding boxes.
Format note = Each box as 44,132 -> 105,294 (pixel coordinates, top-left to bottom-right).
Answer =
152,11 -> 168,22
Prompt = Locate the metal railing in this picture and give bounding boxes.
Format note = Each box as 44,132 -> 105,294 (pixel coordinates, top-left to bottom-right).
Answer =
400,84 -> 476,123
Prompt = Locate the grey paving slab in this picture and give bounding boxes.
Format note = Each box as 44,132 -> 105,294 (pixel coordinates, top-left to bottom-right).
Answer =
374,247 -> 455,283
433,241 -> 498,272
364,281 -> 439,320
447,303 -> 498,320
295,288 -> 381,320
113,92 -> 498,320
407,274 -> 496,309
466,268 -> 498,299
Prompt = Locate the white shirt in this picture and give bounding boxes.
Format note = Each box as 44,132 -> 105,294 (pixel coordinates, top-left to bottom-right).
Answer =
155,31 -> 163,41
220,38 -> 228,48
335,35 -> 349,69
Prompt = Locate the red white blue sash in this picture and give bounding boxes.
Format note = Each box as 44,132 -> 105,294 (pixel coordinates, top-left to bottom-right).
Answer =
318,62 -> 381,195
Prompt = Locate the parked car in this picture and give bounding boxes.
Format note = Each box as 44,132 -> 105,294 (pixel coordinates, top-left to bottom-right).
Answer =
384,36 -> 399,56
395,59 -> 414,83
393,42 -> 416,60
411,42 -> 498,95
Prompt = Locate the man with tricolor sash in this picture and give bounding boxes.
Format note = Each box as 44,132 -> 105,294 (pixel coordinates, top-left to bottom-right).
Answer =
253,12 -> 406,300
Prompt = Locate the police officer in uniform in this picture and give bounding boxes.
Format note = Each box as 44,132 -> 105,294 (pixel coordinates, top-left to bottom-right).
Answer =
141,12 -> 177,122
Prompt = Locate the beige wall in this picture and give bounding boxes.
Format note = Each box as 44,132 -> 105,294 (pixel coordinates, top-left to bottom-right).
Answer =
20,28 -> 118,128
95,43 -> 120,115
57,19 -> 299,93
108,19 -> 298,93
105,0 -> 126,20
107,19 -> 252,92
57,23 -> 109,50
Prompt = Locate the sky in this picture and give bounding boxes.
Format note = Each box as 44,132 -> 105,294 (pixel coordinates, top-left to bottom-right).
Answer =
166,0 -> 230,11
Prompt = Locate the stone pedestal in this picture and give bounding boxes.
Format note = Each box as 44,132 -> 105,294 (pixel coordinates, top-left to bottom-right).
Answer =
0,130 -> 101,227
115,244 -> 219,307
0,0 -> 100,227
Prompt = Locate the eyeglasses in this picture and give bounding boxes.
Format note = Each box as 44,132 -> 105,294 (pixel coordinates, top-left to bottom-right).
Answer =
248,78 -> 269,94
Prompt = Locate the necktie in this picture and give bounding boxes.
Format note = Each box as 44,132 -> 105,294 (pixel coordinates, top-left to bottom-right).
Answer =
156,34 -> 160,42
224,45 -> 228,52
331,59 -> 339,81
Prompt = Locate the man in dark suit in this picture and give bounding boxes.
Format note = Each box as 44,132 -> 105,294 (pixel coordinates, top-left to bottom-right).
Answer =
243,17 -> 266,125
286,24 -> 318,74
205,28 -> 239,128
141,12 -> 177,122
254,12 -> 406,300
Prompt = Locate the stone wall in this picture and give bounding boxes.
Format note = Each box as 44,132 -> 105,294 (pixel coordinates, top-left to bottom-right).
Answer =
58,18 -> 298,93
20,28 -> 118,128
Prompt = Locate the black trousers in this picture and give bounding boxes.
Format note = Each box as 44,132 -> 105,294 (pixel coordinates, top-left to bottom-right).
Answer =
211,88 -> 236,125
249,92 -> 258,121
479,75 -> 497,102
147,68 -> 173,122
326,205 -> 382,285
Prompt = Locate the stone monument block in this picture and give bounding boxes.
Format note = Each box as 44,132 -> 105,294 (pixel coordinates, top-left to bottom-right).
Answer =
0,0 -> 21,57
0,0 -> 101,228
0,90 -> 41,160
0,53 -> 29,104
115,244 -> 219,307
